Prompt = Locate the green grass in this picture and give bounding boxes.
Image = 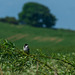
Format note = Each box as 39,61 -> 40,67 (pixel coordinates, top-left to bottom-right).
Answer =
0,22 -> 75,55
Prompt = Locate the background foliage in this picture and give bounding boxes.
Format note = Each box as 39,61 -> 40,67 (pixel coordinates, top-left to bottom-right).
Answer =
19,2 -> 57,28
0,17 -> 19,25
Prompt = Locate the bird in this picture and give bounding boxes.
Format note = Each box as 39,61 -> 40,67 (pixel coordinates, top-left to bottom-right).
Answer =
23,44 -> 30,54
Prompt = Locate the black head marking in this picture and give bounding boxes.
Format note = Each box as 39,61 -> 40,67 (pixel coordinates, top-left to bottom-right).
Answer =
25,44 -> 28,46
24,44 -> 28,47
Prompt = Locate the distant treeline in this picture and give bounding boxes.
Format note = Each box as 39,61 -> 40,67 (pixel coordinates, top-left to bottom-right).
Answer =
0,2 -> 57,28
0,17 -> 19,25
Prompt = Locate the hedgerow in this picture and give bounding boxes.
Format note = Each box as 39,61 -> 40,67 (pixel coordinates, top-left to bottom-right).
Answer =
0,39 -> 75,75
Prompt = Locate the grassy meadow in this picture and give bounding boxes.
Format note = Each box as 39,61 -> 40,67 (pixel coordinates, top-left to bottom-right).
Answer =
0,22 -> 75,55
0,22 -> 75,74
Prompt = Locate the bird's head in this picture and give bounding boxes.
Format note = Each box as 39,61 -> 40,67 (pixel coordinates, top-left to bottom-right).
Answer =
24,44 -> 28,47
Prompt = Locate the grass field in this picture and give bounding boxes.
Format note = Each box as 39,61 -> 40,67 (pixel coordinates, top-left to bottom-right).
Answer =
0,22 -> 75,74
0,22 -> 75,55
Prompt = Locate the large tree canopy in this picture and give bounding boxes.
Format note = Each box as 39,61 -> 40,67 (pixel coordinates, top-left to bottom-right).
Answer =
18,2 -> 57,28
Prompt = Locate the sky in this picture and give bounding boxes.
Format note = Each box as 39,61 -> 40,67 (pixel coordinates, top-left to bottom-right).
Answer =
0,0 -> 75,30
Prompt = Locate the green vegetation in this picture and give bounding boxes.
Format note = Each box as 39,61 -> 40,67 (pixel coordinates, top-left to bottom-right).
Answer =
0,39 -> 75,75
19,2 -> 56,28
0,2 -> 75,75
0,22 -> 75,55
0,17 -> 19,25
0,22 -> 75,74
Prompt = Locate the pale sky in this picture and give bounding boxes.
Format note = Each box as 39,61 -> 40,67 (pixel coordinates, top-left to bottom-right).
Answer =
0,0 -> 75,30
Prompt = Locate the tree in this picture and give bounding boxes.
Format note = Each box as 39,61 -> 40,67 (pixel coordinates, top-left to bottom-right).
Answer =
18,2 -> 57,28
5,17 -> 19,25
0,17 -> 19,25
